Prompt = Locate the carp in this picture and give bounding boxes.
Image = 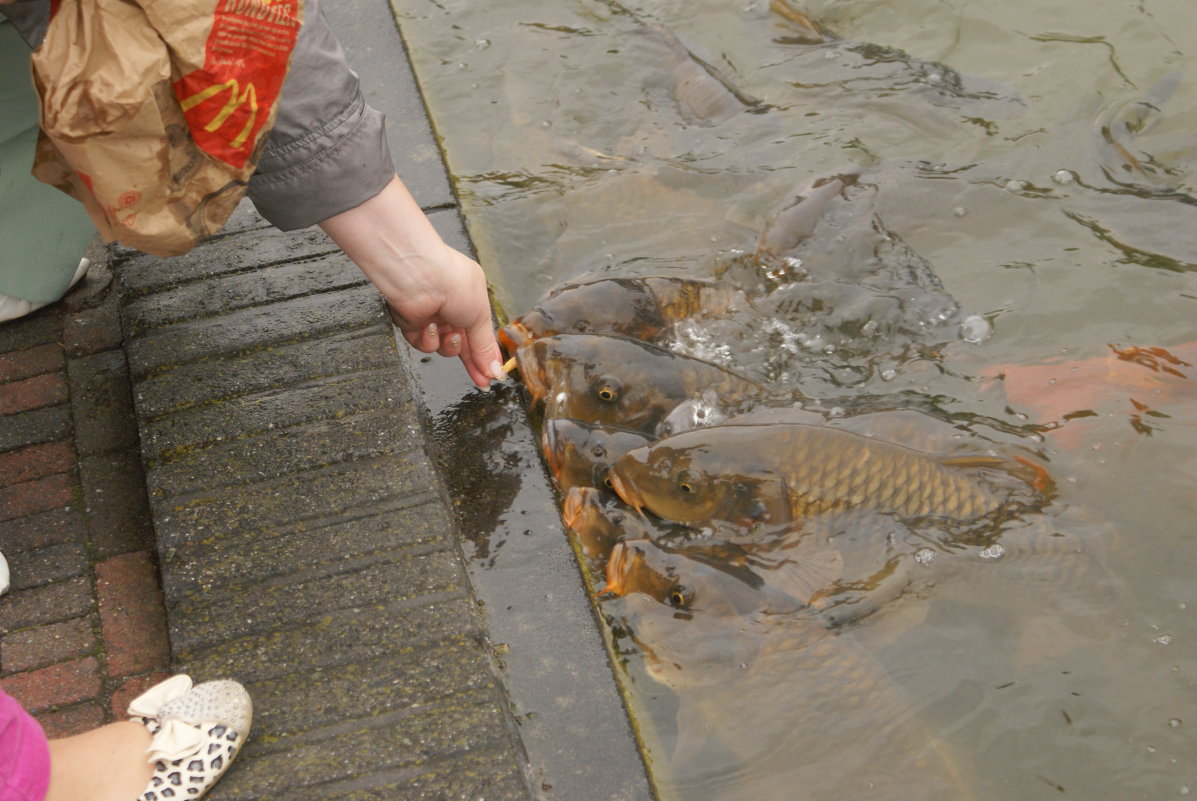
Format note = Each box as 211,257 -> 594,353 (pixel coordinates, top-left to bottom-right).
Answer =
608,422 -> 1046,535
513,333 -> 789,434
561,487 -> 696,565
500,275 -> 751,351
603,536 -> 842,618
542,418 -> 653,494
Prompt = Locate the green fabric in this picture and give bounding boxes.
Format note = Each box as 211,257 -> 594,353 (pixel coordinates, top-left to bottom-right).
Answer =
1,20 -> 98,303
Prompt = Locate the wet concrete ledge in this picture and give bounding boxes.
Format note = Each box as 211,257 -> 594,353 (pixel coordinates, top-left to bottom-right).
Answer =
103,1 -> 655,799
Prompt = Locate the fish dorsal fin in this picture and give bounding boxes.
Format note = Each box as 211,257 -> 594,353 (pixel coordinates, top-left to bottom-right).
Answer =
939,453 -> 1053,495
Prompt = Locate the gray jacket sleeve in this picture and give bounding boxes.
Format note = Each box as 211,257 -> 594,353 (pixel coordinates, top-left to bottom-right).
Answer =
3,0 -> 397,232
247,0 -> 397,230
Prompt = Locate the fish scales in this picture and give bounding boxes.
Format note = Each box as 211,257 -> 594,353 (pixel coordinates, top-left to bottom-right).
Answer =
611,422 -> 1013,533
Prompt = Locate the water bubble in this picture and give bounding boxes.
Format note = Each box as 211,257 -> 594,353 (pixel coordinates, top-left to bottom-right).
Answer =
961,314 -> 992,344
880,368 -> 897,381
455,62 -> 468,70
1169,718 -> 1182,728
474,38 -> 491,49
1182,785 -> 1190,796
953,207 -> 968,217
540,120 -> 553,128
1155,634 -> 1174,645
926,72 -> 943,84
1005,179 -> 1026,192
915,548 -> 936,566
828,406 -> 846,418
979,544 -> 1006,560
823,50 -> 839,60
1052,169 -> 1075,185
861,320 -> 879,337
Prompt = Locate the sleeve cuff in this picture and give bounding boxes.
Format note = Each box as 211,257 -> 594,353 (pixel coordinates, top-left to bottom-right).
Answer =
247,94 -> 396,231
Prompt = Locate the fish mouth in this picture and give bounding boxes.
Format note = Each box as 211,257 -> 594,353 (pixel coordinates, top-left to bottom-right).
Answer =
602,541 -> 629,597
498,321 -> 531,354
514,343 -> 548,403
606,466 -> 644,514
561,486 -> 592,530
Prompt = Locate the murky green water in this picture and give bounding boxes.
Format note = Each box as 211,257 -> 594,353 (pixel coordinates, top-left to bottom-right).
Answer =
389,0 -> 1196,798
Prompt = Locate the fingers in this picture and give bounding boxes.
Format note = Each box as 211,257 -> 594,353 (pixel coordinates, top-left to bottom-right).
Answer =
404,323 -> 440,353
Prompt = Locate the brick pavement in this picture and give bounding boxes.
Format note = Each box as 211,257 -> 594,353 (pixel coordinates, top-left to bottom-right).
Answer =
0,244 -> 173,739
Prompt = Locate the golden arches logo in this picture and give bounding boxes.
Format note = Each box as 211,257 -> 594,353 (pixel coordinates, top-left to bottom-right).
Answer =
178,79 -> 259,149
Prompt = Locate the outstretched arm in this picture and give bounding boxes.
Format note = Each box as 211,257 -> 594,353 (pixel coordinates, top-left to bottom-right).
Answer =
318,175 -> 504,389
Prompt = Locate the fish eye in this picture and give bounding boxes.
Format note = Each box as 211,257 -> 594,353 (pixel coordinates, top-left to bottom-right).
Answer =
594,377 -> 622,403
667,585 -> 694,609
572,319 -> 591,332
676,469 -> 700,495
591,444 -> 607,459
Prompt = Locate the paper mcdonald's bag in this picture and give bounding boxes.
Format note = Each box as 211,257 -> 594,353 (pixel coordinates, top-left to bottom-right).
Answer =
29,0 -> 304,257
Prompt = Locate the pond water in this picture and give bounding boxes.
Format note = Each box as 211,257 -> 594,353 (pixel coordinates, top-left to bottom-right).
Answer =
388,0 -> 1196,798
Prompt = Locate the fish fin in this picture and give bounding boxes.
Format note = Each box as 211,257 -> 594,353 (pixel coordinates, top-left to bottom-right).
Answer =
754,547 -> 844,605
940,453 -> 1054,497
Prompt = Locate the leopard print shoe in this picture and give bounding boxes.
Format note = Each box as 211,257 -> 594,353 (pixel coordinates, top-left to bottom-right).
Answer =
127,676 -> 253,801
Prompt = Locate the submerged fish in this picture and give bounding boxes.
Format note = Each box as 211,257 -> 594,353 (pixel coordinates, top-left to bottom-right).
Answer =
542,418 -> 653,494
501,275 -> 751,351
609,422 -> 1046,534
603,537 -> 842,618
513,333 -> 787,434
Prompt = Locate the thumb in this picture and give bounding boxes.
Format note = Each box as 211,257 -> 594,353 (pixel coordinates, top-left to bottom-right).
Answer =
463,316 -> 505,386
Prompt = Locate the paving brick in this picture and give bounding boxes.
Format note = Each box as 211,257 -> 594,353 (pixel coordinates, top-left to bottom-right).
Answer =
169,552 -> 468,653
117,227 -> 341,298
67,350 -> 138,456
79,450 -> 154,558
0,507 -> 87,554
0,441 -> 74,488
64,292 -> 123,358
4,542 -> 88,591
0,372 -> 69,416
124,286 -> 386,379
146,409 -> 413,500
109,671 -> 173,720
0,576 -> 93,633
151,456 -> 441,551
0,473 -> 73,522
0,343 -> 64,382
35,701 -> 107,738
0,404 -> 72,453
0,656 -> 102,713
123,251 -> 365,335
0,616 -> 97,674
0,313 -> 61,355
95,551 -> 170,678
133,327 -> 396,420
140,368 -> 407,464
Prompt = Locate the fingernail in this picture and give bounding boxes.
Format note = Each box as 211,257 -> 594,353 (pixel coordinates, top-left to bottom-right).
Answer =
446,334 -> 462,351
427,323 -> 438,337
488,360 -> 505,380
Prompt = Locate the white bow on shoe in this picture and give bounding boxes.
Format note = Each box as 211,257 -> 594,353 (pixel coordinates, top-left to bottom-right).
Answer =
127,674 -> 253,801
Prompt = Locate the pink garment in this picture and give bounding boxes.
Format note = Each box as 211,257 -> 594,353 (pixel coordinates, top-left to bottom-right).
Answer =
0,688 -> 50,801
